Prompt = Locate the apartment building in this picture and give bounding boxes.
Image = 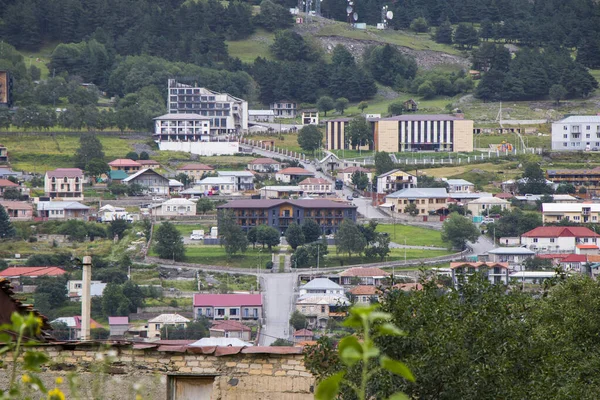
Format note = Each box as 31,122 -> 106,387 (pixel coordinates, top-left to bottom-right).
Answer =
542,203 -> 600,224
385,187 -> 448,215
551,115 -> 600,151
217,171 -> 254,191
450,262 -> 510,286
217,199 -> 357,234
376,169 -> 417,194
167,79 -> 248,134
270,100 -> 297,118
521,226 -> 600,253
375,114 -> 474,152
546,167 -> 600,195
44,168 -> 84,201
153,113 -> 211,141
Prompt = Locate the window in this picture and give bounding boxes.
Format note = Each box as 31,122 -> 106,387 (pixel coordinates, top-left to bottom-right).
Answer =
564,143 -> 568,147
216,308 -> 225,316
321,306 -> 326,313
533,238 -> 538,243
155,324 -> 160,330
550,238 -> 555,243
587,125 -> 591,130
230,308 -> 238,316
564,126 -> 567,130
563,134 -> 568,138
587,134 -> 591,138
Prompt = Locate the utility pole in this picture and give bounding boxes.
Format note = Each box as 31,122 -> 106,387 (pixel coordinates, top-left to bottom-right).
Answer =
81,256 -> 92,341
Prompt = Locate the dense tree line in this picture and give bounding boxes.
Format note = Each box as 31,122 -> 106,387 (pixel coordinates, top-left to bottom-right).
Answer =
475,45 -> 597,101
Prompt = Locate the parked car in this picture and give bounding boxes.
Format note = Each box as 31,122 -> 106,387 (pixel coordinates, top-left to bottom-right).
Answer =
352,192 -> 360,198
346,195 -> 353,201
482,218 -> 495,224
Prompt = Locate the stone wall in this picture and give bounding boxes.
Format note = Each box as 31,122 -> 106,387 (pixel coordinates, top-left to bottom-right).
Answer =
0,343 -> 314,400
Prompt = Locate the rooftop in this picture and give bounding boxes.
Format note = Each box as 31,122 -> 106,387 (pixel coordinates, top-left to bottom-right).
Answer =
108,170 -> 129,180
521,226 -> 600,238
37,201 -> 89,211
108,159 -> 142,167
190,338 -> 253,347
148,314 -> 191,324
557,116 -> 600,124
137,160 -> 160,165
445,179 -> 473,186
0,179 -> 18,187
260,185 -> 302,192
277,167 -> 314,176
177,163 -> 214,171
248,158 -> 279,165
154,113 -> 209,121
0,266 -> 66,277
340,166 -> 370,173
122,168 -> 167,183
542,203 -> 599,213
51,316 -> 104,329
210,320 -> 251,332
217,199 -> 356,210
108,316 -> 129,325
46,168 -> 83,178
339,267 -> 389,277
380,114 -> 466,122
300,278 -> 343,291
449,262 -> 509,269
293,329 -> 313,337
248,110 -> 275,116
488,247 -> 536,255
349,285 -> 381,295
386,187 -> 448,199
0,201 -> 32,210
217,171 -> 254,178
377,169 -> 415,179
193,293 -> 262,307
299,178 -> 331,186
468,196 -> 510,204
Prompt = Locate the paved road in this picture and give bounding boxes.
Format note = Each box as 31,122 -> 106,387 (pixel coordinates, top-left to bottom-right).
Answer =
467,235 -> 495,256
260,272 -> 296,345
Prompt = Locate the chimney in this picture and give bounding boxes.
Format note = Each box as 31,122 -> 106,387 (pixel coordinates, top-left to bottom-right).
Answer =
81,255 -> 92,341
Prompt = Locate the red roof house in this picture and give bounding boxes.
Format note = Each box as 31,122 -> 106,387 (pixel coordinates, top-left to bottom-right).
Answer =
293,329 -> 314,341
193,294 -> 262,321
521,226 -> 600,253
209,320 -> 252,341
521,226 -> 600,238
0,266 -> 66,278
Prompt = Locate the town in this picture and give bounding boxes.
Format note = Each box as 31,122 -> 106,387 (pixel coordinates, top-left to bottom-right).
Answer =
2,0 -> 600,397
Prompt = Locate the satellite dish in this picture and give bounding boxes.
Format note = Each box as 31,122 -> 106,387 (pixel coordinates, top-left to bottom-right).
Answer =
386,10 -> 394,19
353,12 -> 358,21
346,5 -> 352,13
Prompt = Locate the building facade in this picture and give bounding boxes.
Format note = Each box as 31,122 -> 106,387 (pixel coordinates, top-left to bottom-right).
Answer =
445,179 -> 474,193
167,79 -> 248,133
551,115 -> 600,151
122,169 -> 170,195
248,110 -> 275,122
153,113 -> 211,141
0,201 -> 33,221
108,159 -> 142,173
217,171 -> 254,191
275,167 -> 314,183
37,201 -> 90,220
157,198 -> 196,216
385,187 -> 448,215
176,163 -> 214,182
450,262 -> 510,286
217,199 -> 357,234
466,196 -> 511,216
521,226 -> 600,253
247,158 -> 282,173
546,167 -> 600,196
193,294 -> 262,321
270,101 -> 297,118
375,114 -> 473,152
0,145 -> 7,163
337,167 -> 373,185
376,169 -> 417,194
301,109 -> 319,125
299,178 -> 333,195
44,168 -> 84,201
259,186 -> 303,199
542,203 -> 600,224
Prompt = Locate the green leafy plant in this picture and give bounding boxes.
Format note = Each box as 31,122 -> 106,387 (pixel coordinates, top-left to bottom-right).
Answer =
315,305 -> 414,400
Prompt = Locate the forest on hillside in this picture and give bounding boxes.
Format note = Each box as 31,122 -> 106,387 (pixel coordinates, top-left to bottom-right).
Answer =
0,0 -> 599,131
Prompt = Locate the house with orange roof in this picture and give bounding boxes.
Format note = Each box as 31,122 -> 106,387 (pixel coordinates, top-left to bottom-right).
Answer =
0,266 -> 66,289
349,285 -> 381,304
108,159 -> 142,173
0,201 -> 33,221
0,178 -> 19,198
177,163 -> 215,182
450,262 -> 510,286
293,329 -> 314,341
209,320 -> 252,341
137,159 -> 161,169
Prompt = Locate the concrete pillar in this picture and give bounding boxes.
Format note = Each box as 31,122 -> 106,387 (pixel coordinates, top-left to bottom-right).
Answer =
81,255 -> 92,341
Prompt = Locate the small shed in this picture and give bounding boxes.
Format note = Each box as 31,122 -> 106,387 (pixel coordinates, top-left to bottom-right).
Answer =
403,99 -> 418,112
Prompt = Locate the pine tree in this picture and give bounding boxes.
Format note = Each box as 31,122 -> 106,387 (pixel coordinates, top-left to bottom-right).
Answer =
0,205 -> 16,239
434,19 -> 453,44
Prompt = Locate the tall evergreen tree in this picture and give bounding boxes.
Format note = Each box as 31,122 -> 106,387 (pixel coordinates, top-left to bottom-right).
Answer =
0,205 -> 16,239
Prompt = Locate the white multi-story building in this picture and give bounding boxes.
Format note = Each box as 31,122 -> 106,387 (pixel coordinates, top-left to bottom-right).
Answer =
376,169 -> 417,194
153,114 -> 210,141
44,168 -> 84,201
167,79 -> 248,134
217,171 -> 254,191
552,115 -> 600,151
299,178 -> 333,195
445,179 -> 474,193
520,226 -> 600,253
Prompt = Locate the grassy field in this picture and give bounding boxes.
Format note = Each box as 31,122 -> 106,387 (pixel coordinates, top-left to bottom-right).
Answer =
226,29 -> 275,63
0,238 -> 114,259
174,224 -> 211,236
323,247 -> 452,267
375,224 -> 445,247
245,133 -> 304,154
18,42 -> 58,80
313,21 -> 461,55
148,245 -> 277,269
476,133 -> 551,150
0,133 -> 139,172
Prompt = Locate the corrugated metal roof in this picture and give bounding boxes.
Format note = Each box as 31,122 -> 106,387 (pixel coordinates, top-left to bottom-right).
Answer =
558,116 -> 600,123
386,187 -> 448,199
193,293 -> 262,307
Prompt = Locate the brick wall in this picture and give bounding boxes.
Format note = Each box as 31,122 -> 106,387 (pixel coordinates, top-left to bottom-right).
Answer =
0,344 -> 315,400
